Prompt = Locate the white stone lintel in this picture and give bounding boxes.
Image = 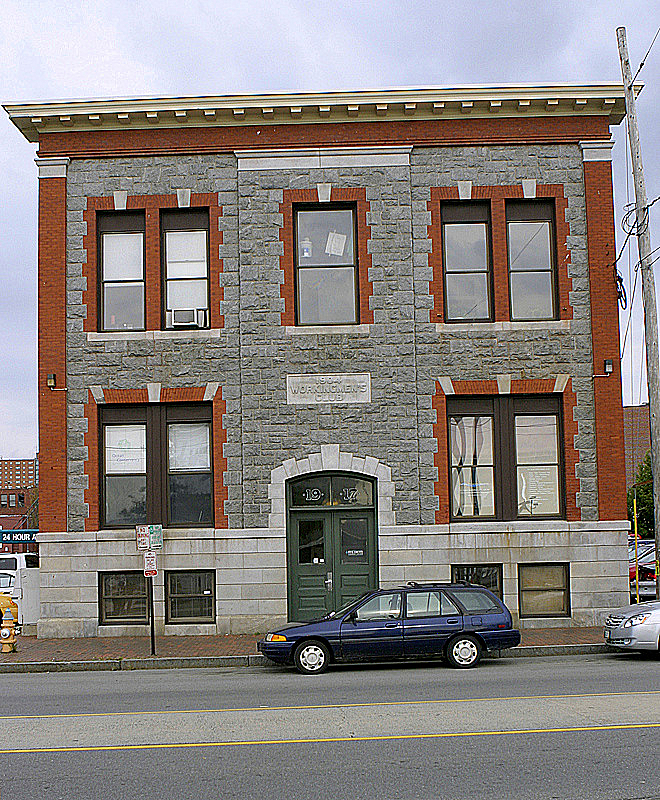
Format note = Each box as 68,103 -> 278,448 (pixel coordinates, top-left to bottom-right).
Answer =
580,139 -> 615,162
437,376 -> 454,395
457,180 -> 472,200
235,146 -> 412,171
497,374 -> 512,394
522,179 -> 537,198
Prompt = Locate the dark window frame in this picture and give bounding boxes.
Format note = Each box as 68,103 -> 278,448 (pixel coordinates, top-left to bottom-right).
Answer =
97,211 -> 146,333
506,199 -> 558,322
100,403 -> 214,529
293,203 -> 360,326
518,562 -> 571,618
441,201 -> 494,323
98,570 -> 149,625
160,208 -> 210,330
165,569 -> 216,624
447,395 -> 565,522
451,564 -> 504,599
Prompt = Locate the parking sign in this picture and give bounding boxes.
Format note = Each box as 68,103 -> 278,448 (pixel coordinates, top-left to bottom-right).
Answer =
143,550 -> 158,577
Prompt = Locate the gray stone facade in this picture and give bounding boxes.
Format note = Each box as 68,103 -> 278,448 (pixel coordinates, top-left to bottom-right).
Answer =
34,142 -> 629,638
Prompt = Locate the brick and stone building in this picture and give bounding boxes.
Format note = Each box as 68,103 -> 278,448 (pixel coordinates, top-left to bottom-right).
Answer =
623,403 -> 651,488
4,84 -> 631,637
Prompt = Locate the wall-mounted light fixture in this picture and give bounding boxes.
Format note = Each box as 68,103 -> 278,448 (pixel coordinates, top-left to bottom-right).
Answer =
46,373 -> 67,391
604,359 -> 614,375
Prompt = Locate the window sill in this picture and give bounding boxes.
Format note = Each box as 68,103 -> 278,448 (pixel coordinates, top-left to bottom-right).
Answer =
436,320 -> 571,333
88,329 -> 223,342
285,324 -> 371,336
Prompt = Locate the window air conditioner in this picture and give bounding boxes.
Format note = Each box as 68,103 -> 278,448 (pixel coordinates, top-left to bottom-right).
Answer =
171,308 -> 208,327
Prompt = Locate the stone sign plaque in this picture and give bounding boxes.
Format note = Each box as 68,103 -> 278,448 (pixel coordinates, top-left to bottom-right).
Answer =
287,373 -> 371,405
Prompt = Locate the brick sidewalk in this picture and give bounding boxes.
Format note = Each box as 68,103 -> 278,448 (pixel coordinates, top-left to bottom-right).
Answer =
0,627 -> 603,664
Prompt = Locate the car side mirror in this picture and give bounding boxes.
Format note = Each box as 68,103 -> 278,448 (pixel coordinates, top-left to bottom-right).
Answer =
348,611 -> 357,625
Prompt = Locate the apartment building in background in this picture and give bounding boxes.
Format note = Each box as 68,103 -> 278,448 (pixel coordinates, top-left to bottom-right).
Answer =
4,84 -> 631,638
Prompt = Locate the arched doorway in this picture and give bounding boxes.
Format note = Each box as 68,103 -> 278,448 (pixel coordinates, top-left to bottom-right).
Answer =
286,472 -> 378,621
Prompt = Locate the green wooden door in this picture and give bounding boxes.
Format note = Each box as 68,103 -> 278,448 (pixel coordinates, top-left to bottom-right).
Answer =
287,474 -> 378,622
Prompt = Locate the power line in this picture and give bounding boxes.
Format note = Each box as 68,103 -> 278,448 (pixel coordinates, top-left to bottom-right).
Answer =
632,26 -> 660,83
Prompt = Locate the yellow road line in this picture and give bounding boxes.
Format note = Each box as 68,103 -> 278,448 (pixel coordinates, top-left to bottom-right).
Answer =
4,723 -> 660,754
5,689 -> 660,722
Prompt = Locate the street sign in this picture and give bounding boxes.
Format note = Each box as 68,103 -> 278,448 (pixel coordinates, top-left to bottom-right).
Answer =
136,524 -> 163,550
0,530 -> 38,544
143,550 -> 158,577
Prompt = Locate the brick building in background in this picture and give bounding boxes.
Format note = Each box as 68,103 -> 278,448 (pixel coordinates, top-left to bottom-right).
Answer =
623,403 -> 651,489
4,84 -> 631,638
0,457 -> 39,553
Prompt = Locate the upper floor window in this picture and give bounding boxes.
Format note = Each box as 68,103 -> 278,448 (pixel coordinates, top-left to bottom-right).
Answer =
506,200 -> 557,321
101,403 -> 213,529
98,211 -> 145,331
294,205 -> 358,325
442,202 -> 492,322
449,395 -> 563,521
161,209 -> 209,329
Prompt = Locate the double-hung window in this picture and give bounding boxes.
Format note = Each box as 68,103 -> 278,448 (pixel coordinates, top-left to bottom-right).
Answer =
101,404 -> 213,528
449,396 -> 563,521
294,205 -> 358,325
507,200 -> 557,320
442,202 -> 492,322
98,212 -> 145,331
161,209 -> 210,328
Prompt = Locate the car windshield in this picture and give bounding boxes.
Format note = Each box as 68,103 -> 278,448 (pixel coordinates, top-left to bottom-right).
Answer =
324,592 -> 371,619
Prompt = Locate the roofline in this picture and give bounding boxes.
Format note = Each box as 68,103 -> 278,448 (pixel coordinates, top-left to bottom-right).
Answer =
3,83 -> 637,143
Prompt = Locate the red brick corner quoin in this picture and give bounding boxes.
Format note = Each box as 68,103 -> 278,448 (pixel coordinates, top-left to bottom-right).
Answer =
279,187 -> 374,327
83,386 -> 228,531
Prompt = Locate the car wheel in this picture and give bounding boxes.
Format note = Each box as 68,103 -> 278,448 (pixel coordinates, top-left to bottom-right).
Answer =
446,635 -> 482,669
294,639 -> 330,675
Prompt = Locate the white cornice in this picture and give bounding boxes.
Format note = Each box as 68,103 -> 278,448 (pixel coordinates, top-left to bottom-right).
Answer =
3,83 -> 635,143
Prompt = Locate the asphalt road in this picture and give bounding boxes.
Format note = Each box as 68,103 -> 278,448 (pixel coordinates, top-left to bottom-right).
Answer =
2,652 -> 660,800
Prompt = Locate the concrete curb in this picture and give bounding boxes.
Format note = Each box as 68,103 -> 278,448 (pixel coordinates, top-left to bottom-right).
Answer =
0,644 -> 609,674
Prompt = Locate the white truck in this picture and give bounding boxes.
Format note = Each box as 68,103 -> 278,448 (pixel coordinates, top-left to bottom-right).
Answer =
0,553 -> 40,628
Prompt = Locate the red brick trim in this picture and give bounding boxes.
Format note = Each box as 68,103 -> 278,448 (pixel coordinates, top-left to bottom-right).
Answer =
427,185 -> 572,324
83,386 -> 228,531
279,188 -> 373,326
83,193 -> 223,332
37,115 -> 611,159
38,176 -> 68,531
432,378 -> 580,523
583,160 -> 626,520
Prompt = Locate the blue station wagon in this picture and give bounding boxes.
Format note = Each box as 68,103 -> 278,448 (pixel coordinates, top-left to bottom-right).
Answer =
258,582 -> 521,673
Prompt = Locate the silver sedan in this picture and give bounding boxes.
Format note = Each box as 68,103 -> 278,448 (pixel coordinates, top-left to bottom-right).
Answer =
604,600 -> 660,652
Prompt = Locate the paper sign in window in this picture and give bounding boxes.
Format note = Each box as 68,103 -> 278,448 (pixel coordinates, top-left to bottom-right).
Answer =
325,231 -> 346,257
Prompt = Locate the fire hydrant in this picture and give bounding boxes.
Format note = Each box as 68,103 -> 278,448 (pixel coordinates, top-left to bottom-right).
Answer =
1,606 -> 18,653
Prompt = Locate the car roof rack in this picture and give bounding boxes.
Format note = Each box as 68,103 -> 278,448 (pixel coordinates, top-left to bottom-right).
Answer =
397,581 -> 473,589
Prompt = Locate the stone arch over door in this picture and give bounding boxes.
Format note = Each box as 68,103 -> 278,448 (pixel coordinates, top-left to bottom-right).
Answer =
268,444 -> 395,531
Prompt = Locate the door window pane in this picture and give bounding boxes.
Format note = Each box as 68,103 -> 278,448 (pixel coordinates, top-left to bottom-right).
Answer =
102,233 -> 144,281
103,283 -> 145,330
340,517 -> 368,564
169,423 -> 211,471
355,592 -> 401,621
406,591 -> 448,618
450,416 -> 495,517
297,209 -> 355,266
297,266 -> 357,324
515,415 -> 560,516
298,519 -> 325,564
105,425 -> 146,474
332,476 -> 374,507
519,563 -> 570,617
169,473 -> 213,525
290,476 -> 331,507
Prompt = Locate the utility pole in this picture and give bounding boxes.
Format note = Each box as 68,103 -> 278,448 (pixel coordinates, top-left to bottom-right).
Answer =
617,26 -> 660,600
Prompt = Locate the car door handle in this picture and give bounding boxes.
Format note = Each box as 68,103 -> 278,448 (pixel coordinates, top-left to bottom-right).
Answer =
446,618 -> 460,624
385,622 -> 399,628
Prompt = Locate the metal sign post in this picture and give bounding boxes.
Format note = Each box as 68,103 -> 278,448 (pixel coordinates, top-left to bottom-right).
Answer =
136,526 -> 162,656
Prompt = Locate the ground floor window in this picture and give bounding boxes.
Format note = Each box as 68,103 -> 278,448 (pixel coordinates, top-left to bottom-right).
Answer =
518,562 -> 570,618
99,571 -> 148,624
165,570 -> 215,623
451,564 -> 503,599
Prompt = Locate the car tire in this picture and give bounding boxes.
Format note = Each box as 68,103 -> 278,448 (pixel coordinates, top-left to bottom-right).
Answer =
293,639 -> 330,675
446,635 -> 482,669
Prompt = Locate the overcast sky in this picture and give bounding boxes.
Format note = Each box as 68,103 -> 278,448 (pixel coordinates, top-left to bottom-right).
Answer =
1,0 -> 659,458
